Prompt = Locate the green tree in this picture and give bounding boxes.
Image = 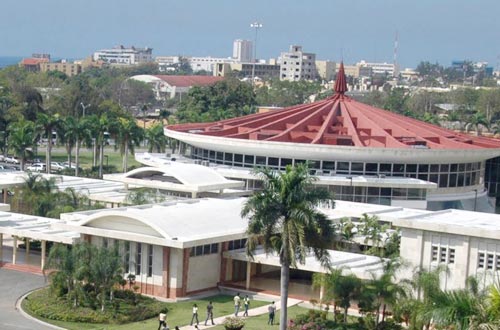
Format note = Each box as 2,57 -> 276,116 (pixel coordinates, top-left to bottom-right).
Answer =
145,123 -> 167,153
242,163 -> 334,330
115,117 -> 143,172
36,112 -> 62,173
8,119 -> 36,170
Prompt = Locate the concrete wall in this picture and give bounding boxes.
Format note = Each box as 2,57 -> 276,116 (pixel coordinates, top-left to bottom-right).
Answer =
187,253 -> 220,292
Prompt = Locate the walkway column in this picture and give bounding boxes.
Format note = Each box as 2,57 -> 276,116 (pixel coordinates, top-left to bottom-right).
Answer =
245,261 -> 252,290
319,284 -> 325,302
25,239 -> 30,264
0,233 -> 3,261
3,189 -> 7,203
41,240 -> 46,270
12,236 -> 17,265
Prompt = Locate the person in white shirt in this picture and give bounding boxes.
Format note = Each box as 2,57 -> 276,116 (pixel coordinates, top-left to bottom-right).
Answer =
158,309 -> 167,330
233,292 -> 241,316
190,303 -> 199,326
243,295 -> 250,317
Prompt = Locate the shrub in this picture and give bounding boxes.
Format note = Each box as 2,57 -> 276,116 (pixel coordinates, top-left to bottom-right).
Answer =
222,316 -> 245,330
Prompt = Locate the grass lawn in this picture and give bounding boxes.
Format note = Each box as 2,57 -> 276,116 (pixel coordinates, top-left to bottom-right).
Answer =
41,147 -> 143,173
23,292 -> 269,330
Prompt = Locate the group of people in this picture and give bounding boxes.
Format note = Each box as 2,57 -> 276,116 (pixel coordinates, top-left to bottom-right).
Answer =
157,293 -> 277,330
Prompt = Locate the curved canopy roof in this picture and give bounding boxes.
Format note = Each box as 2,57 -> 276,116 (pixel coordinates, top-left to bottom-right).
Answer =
168,63 -> 500,150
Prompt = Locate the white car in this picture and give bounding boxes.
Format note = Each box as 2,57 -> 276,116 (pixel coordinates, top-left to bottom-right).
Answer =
27,163 -> 45,172
5,156 -> 19,164
50,162 -> 66,171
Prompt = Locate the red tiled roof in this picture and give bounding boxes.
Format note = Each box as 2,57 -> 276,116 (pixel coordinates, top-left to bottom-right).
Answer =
168,66 -> 500,150
154,75 -> 224,88
21,58 -> 49,65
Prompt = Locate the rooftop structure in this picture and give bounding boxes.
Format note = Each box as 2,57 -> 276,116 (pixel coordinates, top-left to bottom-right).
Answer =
165,63 -> 500,212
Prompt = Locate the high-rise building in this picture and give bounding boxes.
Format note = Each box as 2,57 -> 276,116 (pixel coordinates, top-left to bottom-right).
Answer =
232,39 -> 253,63
279,45 -> 318,81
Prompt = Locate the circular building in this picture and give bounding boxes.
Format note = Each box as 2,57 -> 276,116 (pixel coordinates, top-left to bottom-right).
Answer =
165,64 -> 500,212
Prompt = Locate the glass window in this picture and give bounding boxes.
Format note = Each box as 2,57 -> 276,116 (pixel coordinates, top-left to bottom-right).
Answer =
147,245 -> 153,277
440,247 -> 447,263
136,243 -> 142,275
211,243 -> 218,254
216,152 -> 223,160
224,153 -> 233,162
408,189 -> 421,199
337,162 -> 349,173
256,156 -> 266,165
380,163 -> 392,173
439,174 -> 448,187
268,157 -> 279,166
418,164 -> 429,173
234,154 -> 243,163
458,163 -> 465,171
430,164 -> 439,173
124,241 -> 130,273
448,248 -> 455,264
281,158 -> 292,167
323,161 -> 335,170
366,163 -> 378,172
440,164 -> 449,172
209,150 -> 216,159
393,164 -> 405,174
368,187 -> 379,196
457,173 -> 465,186
244,155 -> 254,165
478,252 -> 485,268
196,245 -> 203,256
351,162 -> 363,173
450,164 -> 458,172
381,188 -> 391,197
487,254 -> 494,270
429,174 -> 439,185
449,174 -> 457,187
295,159 -> 306,165
432,246 -> 438,261
406,164 -> 417,173
418,173 -> 428,181
466,163 -> 472,171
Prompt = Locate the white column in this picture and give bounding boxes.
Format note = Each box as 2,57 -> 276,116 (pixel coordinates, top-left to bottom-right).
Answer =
0,233 -> 3,261
41,240 -> 47,270
25,239 -> 30,264
319,285 -> 325,302
12,236 -> 17,265
245,261 -> 251,290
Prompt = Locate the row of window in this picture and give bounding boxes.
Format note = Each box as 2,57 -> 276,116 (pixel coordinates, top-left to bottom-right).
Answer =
478,252 -> 500,270
431,245 -> 456,264
191,147 -> 482,188
228,239 -> 247,251
190,243 -> 219,257
122,241 -> 154,277
326,186 -> 426,202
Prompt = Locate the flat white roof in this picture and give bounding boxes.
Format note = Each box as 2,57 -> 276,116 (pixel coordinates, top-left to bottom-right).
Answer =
224,247 -> 385,280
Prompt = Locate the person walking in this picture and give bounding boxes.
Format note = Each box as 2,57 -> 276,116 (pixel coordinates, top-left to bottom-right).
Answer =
205,301 -> 215,326
267,301 -> 276,325
233,292 -> 241,316
242,295 -> 250,317
190,303 -> 199,326
158,309 -> 167,330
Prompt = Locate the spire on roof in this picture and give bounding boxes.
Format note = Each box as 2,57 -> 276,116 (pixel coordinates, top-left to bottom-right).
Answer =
334,62 -> 348,95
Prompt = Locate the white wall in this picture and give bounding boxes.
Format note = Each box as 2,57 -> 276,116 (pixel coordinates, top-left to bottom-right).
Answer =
187,253 -> 220,292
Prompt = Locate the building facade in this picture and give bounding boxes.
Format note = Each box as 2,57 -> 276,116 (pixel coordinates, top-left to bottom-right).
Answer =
315,60 -> 336,81
93,46 -> 153,65
40,61 -> 82,77
279,45 -> 318,81
214,62 -> 280,79
232,39 -> 253,63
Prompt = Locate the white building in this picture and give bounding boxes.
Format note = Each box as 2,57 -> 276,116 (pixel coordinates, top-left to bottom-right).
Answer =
155,56 -> 181,72
93,46 -> 153,65
233,39 -> 253,63
188,56 -> 236,73
279,45 -> 318,81
357,60 -> 395,76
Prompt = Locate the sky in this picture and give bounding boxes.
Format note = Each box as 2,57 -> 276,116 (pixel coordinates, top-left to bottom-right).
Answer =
1,0 -> 499,69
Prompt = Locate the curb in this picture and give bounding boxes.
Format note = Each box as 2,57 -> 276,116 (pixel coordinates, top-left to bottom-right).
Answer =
16,287 -> 67,330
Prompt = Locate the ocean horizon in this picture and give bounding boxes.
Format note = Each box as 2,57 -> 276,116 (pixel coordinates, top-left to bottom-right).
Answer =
0,56 -> 24,69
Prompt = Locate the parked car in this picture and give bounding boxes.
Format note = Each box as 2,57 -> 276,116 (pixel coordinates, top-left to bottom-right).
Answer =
27,163 -> 45,172
5,156 -> 19,164
50,162 -> 66,171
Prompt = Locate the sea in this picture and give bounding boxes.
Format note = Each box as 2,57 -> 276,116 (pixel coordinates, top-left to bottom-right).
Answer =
0,56 -> 24,69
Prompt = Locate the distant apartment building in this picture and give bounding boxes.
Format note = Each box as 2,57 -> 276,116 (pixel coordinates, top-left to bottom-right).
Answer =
189,57 -> 235,73
214,62 -> 280,79
19,54 -> 51,72
315,60 -> 336,81
40,60 -> 82,77
155,56 -> 181,72
279,45 -> 318,81
93,45 -> 153,65
232,39 -> 253,62
357,60 -> 395,76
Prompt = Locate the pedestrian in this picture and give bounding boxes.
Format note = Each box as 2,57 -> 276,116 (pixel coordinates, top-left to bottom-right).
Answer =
233,292 -> 241,316
205,301 -> 215,325
267,301 -> 276,325
158,308 -> 167,330
243,295 -> 250,317
190,303 -> 199,326
175,327 -> 180,330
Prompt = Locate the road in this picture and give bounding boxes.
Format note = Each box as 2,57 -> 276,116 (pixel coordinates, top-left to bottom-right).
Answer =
0,269 -> 54,330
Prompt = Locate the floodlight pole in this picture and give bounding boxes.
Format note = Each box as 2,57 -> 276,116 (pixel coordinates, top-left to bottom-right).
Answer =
250,21 -> 263,85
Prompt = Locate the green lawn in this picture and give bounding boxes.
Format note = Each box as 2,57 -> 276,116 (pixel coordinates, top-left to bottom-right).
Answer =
23,293 -> 270,330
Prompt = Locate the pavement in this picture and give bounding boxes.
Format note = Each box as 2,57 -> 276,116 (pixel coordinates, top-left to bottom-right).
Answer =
0,268 -> 55,330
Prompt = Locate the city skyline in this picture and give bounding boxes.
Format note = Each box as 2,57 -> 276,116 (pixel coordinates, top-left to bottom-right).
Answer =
1,0 -> 499,68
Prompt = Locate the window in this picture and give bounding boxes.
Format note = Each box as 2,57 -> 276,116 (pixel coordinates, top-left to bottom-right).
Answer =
478,252 -> 485,268
190,243 -> 219,257
147,245 -> 153,277
228,239 -> 247,251
136,243 -> 142,275
439,247 -> 447,263
431,246 -> 438,262
448,248 -> 455,264
487,254 -> 494,270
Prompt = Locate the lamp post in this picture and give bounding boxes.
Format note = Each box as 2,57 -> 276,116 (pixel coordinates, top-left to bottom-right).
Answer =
347,176 -> 354,201
250,21 -> 263,85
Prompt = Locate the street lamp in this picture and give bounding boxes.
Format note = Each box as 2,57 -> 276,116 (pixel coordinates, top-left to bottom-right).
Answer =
346,176 -> 354,201
250,21 -> 263,85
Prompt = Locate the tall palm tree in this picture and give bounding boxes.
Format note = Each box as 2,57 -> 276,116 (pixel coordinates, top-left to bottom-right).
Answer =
465,112 -> 489,136
115,117 -> 143,172
8,119 -> 36,171
242,163 -> 335,330
36,112 -> 61,173
145,123 -> 167,153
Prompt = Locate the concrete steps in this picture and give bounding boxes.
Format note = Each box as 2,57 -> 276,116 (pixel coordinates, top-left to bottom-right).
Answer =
0,262 -> 44,276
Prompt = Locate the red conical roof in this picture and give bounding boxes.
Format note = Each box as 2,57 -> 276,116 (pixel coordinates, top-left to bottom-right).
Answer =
167,79 -> 500,150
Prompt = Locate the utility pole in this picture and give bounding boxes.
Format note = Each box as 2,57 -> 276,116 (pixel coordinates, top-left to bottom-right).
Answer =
250,21 -> 263,85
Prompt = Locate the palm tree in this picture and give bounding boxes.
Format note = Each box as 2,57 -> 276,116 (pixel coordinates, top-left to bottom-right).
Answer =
335,273 -> 362,323
36,112 -> 61,174
145,123 -> 167,153
89,245 -> 123,311
242,163 -> 335,330
465,112 -> 489,136
8,119 -> 36,170
115,117 -> 143,172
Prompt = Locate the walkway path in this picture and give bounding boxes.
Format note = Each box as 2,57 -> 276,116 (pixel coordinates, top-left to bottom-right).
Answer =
0,268 -> 54,330
179,297 -> 302,330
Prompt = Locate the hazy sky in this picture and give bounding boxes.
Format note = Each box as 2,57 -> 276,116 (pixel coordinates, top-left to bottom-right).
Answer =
1,0 -> 499,68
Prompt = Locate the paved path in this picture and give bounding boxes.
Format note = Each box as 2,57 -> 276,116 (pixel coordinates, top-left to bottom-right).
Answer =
178,297 -> 302,330
0,268 -> 54,330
